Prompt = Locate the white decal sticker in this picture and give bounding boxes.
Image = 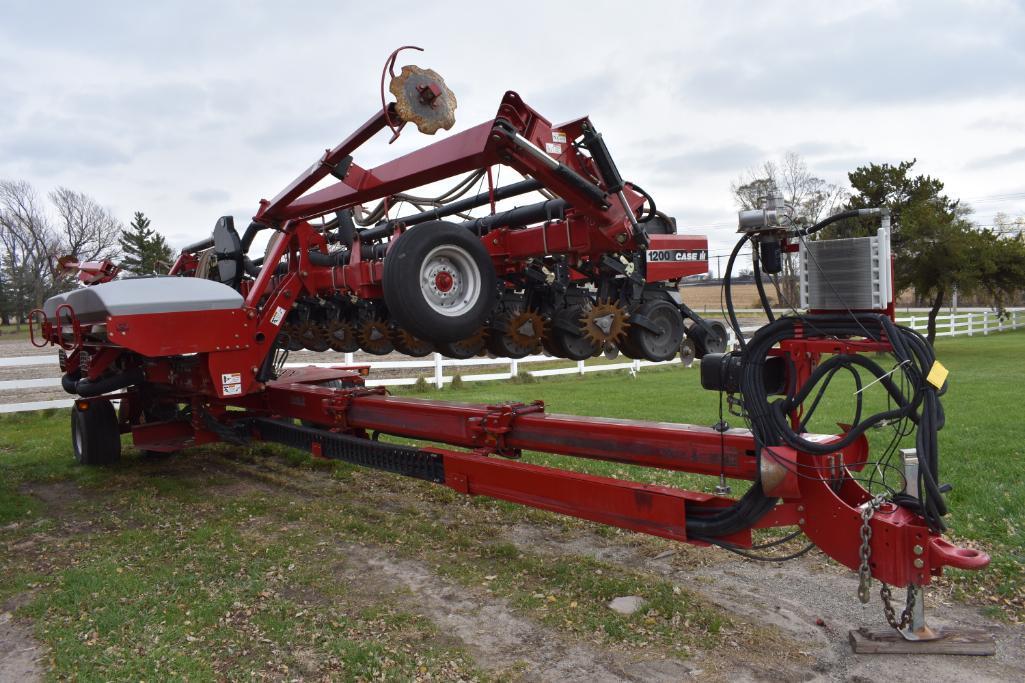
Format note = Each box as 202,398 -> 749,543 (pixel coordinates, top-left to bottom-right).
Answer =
270,306 -> 286,326
544,142 -> 563,155
645,249 -> 706,263
552,131 -> 567,144
221,372 -> 242,395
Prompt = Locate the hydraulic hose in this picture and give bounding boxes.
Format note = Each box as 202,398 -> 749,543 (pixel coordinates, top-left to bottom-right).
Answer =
64,368 -> 146,397
723,233 -> 751,350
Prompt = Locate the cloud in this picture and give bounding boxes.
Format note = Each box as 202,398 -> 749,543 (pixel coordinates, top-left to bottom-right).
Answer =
968,116 -> 1025,133
966,147 -> 1025,170
189,189 -> 232,204
0,132 -> 129,170
649,142 -> 765,177
790,140 -> 862,158
673,1 -> 1025,108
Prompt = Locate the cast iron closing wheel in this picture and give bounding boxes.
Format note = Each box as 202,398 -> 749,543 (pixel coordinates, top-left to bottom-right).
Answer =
71,398 -> 121,466
626,299 -> 685,362
383,221 -> 497,343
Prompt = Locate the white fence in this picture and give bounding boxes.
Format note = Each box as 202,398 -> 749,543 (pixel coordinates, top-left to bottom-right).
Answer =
0,309 -> 1020,414
896,309 -> 1023,337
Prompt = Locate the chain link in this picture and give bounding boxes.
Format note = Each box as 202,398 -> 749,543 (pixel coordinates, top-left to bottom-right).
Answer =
856,494 -> 886,603
880,583 -> 916,630
856,494 -> 918,631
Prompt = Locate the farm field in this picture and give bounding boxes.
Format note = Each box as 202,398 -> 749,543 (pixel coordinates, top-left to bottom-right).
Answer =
0,331 -> 1023,681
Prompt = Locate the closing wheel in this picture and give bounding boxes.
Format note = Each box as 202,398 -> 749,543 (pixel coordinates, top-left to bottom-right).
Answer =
282,322 -> 304,351
326,319 -> 360,353
688,319 -> 729,357
391,328 -> 434,357
550,306 -> 600,361
487,309 -> 542,359
359,319 -> 394,356
298,321 -> 330,352
383,221 -> 497,343
436,329 -> 487,359
626,299 -> 685,362
71,398 -> 121,466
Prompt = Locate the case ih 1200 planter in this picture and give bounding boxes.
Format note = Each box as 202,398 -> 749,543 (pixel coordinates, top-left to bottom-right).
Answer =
30,50 -> 991,651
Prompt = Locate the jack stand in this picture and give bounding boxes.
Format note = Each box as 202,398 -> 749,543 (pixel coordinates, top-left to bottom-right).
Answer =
900,584 -> 938,642
712,420 -> 731,495
849,449 -> 996,655
848,584 -> 996,655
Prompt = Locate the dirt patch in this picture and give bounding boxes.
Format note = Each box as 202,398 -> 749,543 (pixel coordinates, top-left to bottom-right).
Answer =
0,609 -> 44,683
503,524 -> 1025,682
19,480 -> 91,517
338,542 -> 696,682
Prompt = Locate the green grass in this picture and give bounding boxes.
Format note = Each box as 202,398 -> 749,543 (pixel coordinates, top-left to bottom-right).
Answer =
0,330 -> 1022,679
0,322 -> 30,340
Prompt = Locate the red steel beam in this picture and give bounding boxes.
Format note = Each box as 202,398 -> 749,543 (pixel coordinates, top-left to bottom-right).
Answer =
259,383 -> 762,480
436,447 -> 743,543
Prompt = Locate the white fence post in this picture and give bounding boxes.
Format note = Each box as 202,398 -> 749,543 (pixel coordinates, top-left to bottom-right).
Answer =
947,311 -> 954,336
910,315 -> 916,332
433,352 -> 444,387
509,358 -> 518,378
967,313 -> 973,337
577,359 -> 585,375
983,310 -> 989,335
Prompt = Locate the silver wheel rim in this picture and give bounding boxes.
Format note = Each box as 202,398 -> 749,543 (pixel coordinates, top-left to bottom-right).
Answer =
419,244 -> 482,317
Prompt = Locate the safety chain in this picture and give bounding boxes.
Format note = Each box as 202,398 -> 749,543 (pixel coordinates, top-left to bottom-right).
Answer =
856,494 -> 886,604
880,583 -> 916,630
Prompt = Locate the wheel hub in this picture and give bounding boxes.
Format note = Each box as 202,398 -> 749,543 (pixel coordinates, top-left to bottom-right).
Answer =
419,245 -> 481,317
434,270 -> 454,293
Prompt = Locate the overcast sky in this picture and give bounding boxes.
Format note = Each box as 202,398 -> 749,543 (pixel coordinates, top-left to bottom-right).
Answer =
2,0 -> 1024,263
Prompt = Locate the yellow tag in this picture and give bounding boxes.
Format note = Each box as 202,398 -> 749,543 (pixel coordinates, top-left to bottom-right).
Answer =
926,361 -> 949,389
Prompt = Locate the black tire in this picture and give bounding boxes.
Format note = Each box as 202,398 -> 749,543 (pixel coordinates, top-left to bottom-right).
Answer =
383,221 -> 497,343
71,399 -> 121,466
688,319 -> 729,357
549,306 -> 599,361
626,299 -> 685,362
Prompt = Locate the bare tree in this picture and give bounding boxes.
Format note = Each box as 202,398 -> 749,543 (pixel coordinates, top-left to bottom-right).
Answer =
731,152 -> 847,305
49,187 -> 123,263
0,180 -> 123,325
0,180 -> 54,326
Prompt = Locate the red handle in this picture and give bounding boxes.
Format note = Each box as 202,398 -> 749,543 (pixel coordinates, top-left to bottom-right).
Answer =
27,308 -> 49,348
929,537 -> 989,571
54,303 -> 82,351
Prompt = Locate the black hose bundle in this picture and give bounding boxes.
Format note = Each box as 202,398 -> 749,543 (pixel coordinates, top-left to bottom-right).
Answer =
687,312 -> 948,539
691,226 -> 949,542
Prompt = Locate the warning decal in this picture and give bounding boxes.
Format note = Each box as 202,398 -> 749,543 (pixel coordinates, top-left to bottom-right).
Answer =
552,131 -> 567,144
545,142 -> 563,155
222,372 -> 242,396
270,306 -> 286,326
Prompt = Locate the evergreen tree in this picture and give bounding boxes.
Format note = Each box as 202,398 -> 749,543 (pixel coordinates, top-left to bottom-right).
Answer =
119,212 -> 174,275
